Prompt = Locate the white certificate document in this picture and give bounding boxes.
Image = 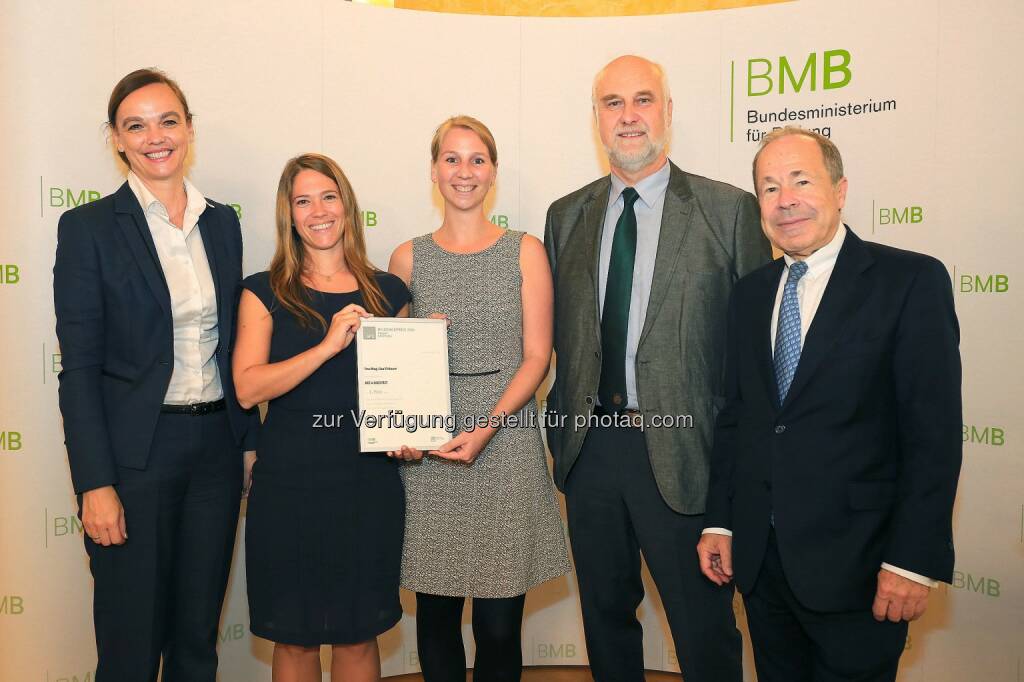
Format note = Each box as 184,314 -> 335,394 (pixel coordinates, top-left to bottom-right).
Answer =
356,317 -> 452,452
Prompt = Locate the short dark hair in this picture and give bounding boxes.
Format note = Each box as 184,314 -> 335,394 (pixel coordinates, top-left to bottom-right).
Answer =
107,68 -> 192,166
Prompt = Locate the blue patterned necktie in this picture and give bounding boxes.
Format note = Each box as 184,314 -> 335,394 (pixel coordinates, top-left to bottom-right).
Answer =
773,260 -> 809,404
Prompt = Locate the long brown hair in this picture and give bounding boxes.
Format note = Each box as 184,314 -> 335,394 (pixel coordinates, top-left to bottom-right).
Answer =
269,153 -> 387,329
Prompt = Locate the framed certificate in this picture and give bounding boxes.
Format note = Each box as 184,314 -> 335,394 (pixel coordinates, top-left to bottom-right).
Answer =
355,317 -> 453,452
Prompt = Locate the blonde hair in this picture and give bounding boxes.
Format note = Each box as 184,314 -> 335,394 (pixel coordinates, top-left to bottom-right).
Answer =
269,153 -> 387,329
430,115 -> 498,164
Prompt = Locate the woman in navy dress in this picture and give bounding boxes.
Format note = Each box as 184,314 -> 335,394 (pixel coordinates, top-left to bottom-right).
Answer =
233,153 -> 409,681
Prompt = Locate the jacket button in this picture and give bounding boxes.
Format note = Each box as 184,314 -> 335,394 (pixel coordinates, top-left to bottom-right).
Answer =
585,395 -> 594,405
594,351 -> 600,358
774,425 -> 786,434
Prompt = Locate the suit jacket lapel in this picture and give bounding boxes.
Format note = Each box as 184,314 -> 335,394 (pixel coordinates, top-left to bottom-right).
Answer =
576,180 -> 610,348
755,259 -> 785,406
639,162 -> 693,347
197,203 -> 225,326
113,182 -> 171,318
782,227 -> 874,408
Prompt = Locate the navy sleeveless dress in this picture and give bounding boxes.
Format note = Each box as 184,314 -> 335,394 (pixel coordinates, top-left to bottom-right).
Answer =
242,271 -> 409,645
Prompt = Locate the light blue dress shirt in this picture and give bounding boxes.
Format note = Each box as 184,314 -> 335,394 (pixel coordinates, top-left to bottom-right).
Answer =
597,160 -> 671,411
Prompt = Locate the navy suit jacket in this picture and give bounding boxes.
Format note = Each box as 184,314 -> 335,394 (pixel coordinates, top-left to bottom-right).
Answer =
706,227 -> 962,612
54,182 -> 258,494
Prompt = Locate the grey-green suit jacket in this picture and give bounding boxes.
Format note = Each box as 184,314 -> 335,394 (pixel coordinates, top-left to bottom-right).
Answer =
543,161 -> 770,514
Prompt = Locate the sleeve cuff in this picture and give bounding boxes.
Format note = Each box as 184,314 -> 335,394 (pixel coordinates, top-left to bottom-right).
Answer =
881,563 -> 938,587
702,527 -> 733,536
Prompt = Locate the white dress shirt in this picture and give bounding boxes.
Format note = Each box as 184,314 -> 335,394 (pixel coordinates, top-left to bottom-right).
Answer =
704,225 -> 935,587
127,172 -> 223,405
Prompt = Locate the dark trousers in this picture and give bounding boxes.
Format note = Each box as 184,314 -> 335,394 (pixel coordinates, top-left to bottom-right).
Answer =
415,592 -> 527,682
744,530 -> 907,682
564,424 -> 742,682
83,411 -> 242,682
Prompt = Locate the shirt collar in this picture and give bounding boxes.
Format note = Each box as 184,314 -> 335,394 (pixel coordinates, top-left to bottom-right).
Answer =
609,159 -> 671,210
782,222 -> 846,278
127,171 -> 208,237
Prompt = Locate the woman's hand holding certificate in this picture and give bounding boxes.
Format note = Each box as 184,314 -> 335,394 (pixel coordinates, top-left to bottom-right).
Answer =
355,317 -> 452,452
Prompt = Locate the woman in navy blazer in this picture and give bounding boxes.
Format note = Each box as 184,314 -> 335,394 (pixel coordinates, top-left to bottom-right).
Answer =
53,69 -> 257,682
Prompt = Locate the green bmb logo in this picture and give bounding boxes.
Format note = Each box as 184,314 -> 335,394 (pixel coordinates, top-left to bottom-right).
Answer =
406,650 -> 420,668
228,203 -> 242,220
949,571 -> 1000,598
50,186 -> 103,209
878,205 -> 923,226
489,214 -> 510,228
959,273 -> 1009,293
0,594 -> 24,614
963,424 -> 1005,447
361,210 -> 378,228
51,671 -> 95,682
51,512 -> 85,539
0,430 -> 21,451
747,49 -> 852,97
218,623 -> 245,643
0,264 -> 20,284
535,642 -> 578,659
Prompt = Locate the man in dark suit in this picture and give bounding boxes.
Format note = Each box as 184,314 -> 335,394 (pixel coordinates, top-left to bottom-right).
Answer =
544,55 -> 770,681
697,127 -> 961,682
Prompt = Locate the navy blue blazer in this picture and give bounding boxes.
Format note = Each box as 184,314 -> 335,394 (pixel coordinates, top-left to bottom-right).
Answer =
706,227 -> 962,612
54,182 -> 258,494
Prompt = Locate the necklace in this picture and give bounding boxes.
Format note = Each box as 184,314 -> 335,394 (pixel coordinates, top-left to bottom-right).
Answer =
309,263 -> 348,281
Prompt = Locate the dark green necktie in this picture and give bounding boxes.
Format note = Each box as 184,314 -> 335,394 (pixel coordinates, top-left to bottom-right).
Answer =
599,187 -> 640,411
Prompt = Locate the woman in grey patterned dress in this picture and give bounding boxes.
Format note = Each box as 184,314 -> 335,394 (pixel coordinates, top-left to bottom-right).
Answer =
388,116 -> 569,682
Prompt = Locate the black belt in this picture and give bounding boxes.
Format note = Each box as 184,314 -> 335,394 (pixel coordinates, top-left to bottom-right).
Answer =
593,404 -> 644,428
160,399 -> 226,416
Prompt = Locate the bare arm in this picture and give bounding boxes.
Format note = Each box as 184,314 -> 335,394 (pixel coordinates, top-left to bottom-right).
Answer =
433,234 -> 553,463
232,289 -> 368,409
388,240 -> 414,287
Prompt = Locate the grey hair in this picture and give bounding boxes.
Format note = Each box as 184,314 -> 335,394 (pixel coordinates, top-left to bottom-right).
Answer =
752,126 -> 845,192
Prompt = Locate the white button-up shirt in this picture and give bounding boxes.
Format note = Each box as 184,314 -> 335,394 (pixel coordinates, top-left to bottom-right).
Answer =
127,172 -> 223,404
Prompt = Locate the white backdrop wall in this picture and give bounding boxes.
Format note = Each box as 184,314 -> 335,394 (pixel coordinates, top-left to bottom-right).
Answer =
1,0 -> 1021,679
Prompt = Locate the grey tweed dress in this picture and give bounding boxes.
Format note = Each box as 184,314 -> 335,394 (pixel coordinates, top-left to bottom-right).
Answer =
400,230 -> 570,598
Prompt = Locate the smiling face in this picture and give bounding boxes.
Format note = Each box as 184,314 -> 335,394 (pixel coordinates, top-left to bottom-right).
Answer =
111,83 -> 192,188
593,56 -> 672,179
755,133 -> 848,259
291,169 -> 345,253
431,126 -> 496,212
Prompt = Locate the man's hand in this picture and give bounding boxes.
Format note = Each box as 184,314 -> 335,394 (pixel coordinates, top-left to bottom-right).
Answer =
873,568 -> 930,622
81,485 -> 126,546
697,532 -> 734,585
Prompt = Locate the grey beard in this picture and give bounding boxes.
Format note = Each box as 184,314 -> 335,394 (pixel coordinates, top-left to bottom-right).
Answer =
605,132 -> 669,174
